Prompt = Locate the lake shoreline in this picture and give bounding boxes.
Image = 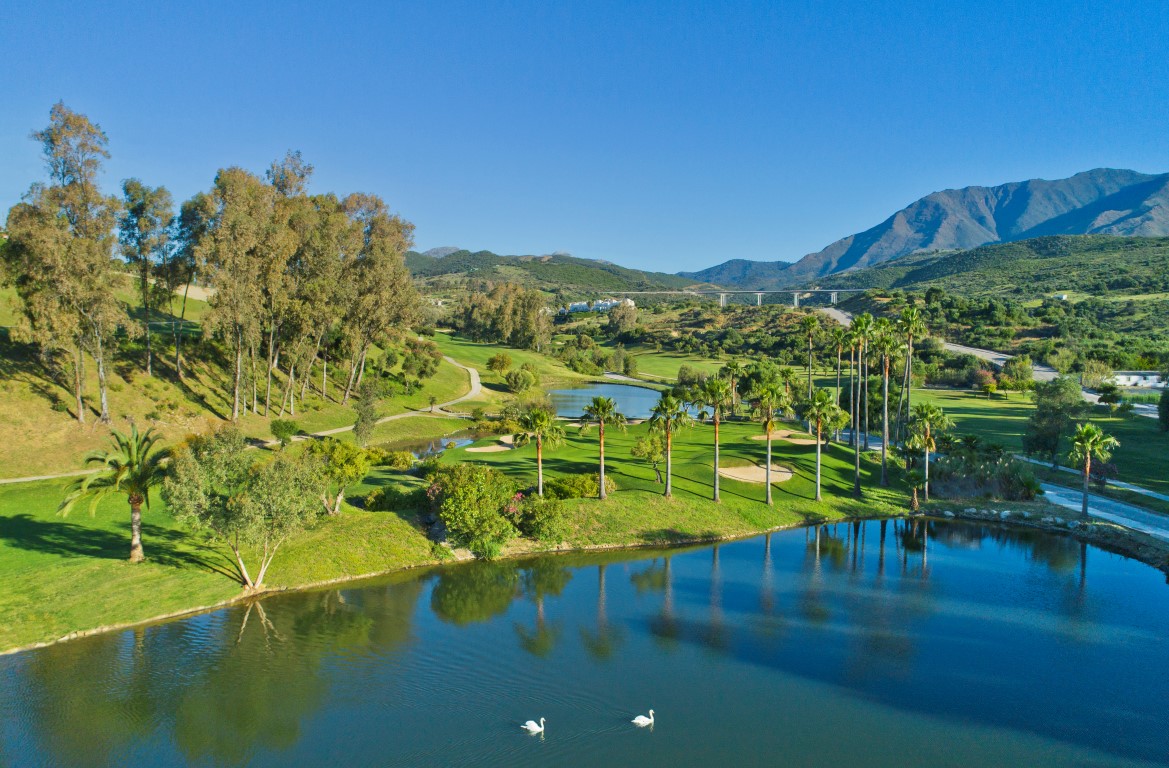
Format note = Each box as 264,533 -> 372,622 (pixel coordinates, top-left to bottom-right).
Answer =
5,501 -> 1168,657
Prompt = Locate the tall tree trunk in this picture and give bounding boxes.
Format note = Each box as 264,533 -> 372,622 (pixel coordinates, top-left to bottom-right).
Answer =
853,354 -> 862,499
848,348 -> 855,447
232,329 -> 243,421
814,422 -> 822,501
322,348 -> 329,399
862,343 -> 870,450
712,411 -> 721,502
1082,456 -> 1091,516
881,355 -> 890,487
176,280 -> 191,381
129,496 -> 144,563
356,346 -> 369,389
537,438 -> 544,496
250,343 -> 258,414
598,423 -> 607,500
765,434 -> 773,505
93,331 -> 111,424
230,537 -> 254,589
664,432 -> 673,498
835,347 -> 842,442
73,342 -> 86,424
144,321 -> 153,377
265,327 -> 277,416
300,332 -> 323,402
806,339 -> 813,400
923,437 -> 931,502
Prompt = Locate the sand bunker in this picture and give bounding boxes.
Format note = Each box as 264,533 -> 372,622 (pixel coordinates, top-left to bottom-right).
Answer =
749,430 -> 819,446
466,444 -> 512,453
718,463 -> 794,484
498,434 -> 516,445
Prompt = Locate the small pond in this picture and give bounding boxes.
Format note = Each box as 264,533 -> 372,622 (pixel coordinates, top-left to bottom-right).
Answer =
377,433 -> 479,458
2,519 -> 1168,767
548,382 -> 673,419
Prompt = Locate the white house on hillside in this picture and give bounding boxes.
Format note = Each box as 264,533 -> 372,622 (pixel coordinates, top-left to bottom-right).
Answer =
1110,371 -> 1164,388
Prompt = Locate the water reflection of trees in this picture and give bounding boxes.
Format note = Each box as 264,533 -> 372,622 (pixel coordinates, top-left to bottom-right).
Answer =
580,564 -> 624,660
430,561 -> 520,625
514,560 -> 572,657
19,579 -> 426,767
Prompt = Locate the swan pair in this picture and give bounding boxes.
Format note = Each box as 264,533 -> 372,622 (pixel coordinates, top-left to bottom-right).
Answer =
521,710 -> 654,734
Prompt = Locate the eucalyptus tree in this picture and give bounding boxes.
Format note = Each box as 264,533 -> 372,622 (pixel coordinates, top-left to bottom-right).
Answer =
829,326 -> 848,441
514,406 -> 566,497
1069,423 -> 1119,516
59,425 -> 168,562
166,193 -> 211,380
907,403 -> 953,502
748,379 -> 794,505
797,388 -> 848,501
339,193 -> 419,404
872,319 -> 898,487
6,103 -> 125,423
296,193 -> 353,403
648,394 -> 694,498
799,313 -> 820,399
896,306 -> 927,440
196,168 -> 269,420
580,396 -> 627,500
118,179 -> 174,377
699,376 -> 733,502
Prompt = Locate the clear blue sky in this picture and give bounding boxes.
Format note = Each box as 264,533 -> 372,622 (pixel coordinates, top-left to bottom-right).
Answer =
2,0 -> 1167,272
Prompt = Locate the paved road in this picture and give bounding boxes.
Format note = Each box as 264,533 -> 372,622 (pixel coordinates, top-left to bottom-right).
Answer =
1018,456 -> 1169,504
1041,482 -> 1169,542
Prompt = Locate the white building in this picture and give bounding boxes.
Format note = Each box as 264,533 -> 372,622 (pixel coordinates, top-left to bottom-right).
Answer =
1110,371 -> 1165,389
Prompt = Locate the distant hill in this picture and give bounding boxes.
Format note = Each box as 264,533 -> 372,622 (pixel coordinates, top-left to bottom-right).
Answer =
685,169 -> 1169,289
406,249 -> 700,294
816,235 -> 1169,299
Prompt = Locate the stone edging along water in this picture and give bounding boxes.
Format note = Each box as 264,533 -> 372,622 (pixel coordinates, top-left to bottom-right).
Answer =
5,507 -> 1169,657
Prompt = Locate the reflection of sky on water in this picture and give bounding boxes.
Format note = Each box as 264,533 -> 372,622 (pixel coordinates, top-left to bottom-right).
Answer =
2,519 -> 1167,767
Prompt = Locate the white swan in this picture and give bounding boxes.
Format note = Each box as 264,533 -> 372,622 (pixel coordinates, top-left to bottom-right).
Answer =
521,717 -> 545,734
632,709 -> 654,727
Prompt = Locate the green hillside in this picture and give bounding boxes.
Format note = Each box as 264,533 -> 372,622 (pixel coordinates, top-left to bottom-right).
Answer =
818,235 -> 1169,299
407,249 -> 700,294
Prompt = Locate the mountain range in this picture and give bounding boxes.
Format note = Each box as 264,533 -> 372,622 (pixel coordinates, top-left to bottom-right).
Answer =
683,168 -> 1169,289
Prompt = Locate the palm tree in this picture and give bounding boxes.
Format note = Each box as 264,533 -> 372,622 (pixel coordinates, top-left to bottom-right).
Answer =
699,377 -> 733,502
648,394 -> 693,498
1069,423 -> 1119,515
580,396 -> 626,500
872,319 -> 898,487
852,312 -> 875,450
897,306 -> 927,441
797,388 -> 848,501
906,403 -> 953,502
59,425 -> 168,562
720,359 -> 747,417
749,380 -> 794,505
778,366 -> 796,397
829,326 -> 848,441
848,329 -> 863,498
514,406 -> 565,497
799,313 -> 820,400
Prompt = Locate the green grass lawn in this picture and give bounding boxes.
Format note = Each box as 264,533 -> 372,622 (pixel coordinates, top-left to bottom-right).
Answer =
914,388 -> 1169,496
0,413 -> 906,652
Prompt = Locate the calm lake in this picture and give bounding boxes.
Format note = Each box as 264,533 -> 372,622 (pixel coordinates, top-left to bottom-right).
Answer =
2,519 -> 1167,767
548,381 -> 673,419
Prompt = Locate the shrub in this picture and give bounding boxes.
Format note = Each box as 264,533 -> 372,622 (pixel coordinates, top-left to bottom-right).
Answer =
545,473 -> 617,500
516,496 -> 570,543
270,419 -> 299,447
365,485 -> 427,512
506,369 -> 537,393
366,447 -> 415,470
426,465 -> 519,557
